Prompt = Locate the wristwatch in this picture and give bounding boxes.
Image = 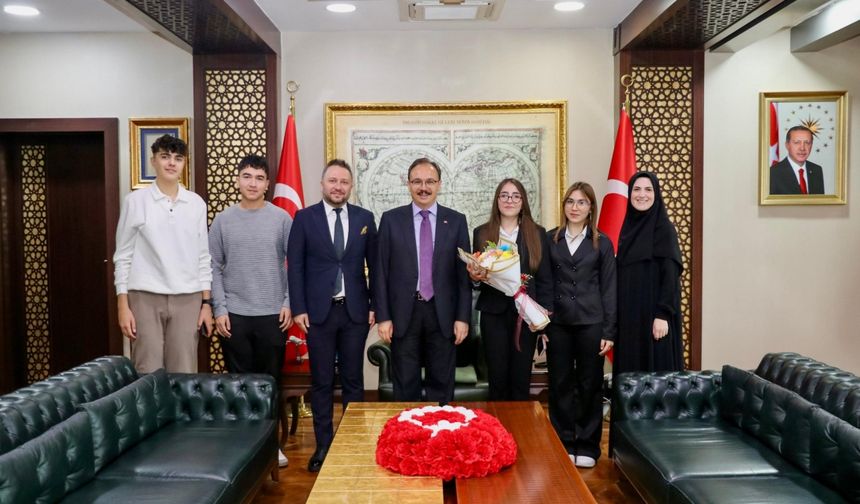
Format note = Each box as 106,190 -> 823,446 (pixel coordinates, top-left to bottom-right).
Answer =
201,299 -> 212,306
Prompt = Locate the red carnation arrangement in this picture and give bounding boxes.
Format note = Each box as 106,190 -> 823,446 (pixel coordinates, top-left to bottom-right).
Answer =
375,405 -> 517,480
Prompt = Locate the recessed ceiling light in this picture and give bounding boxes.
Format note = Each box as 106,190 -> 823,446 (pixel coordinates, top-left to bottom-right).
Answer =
554,1 -> 585,12
326,3 -> 356,13
3,5 -> 40,16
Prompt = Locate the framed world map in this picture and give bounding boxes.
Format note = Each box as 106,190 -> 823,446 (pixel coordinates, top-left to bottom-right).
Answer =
324,101 -> 567,232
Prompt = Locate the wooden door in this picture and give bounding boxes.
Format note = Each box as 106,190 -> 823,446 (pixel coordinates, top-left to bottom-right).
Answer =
0,120 -> 119,392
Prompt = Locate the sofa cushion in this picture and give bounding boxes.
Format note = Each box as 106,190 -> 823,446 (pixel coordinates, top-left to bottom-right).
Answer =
613,371 -> 722,422
79,369 -> 175,472
94,419 -> 276,503
61,477 -> 230,504
809,407 -> 860,502
0,412 -> 95,504
667,476 -> 846,504
169,374 -> 275,421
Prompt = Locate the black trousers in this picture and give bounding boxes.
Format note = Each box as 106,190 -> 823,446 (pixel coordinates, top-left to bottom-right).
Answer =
546,321 -> 605,459
391,299 -> 456,402
220,313 -> 286,384
307,303 -> 368,448
480,303 -> 537,401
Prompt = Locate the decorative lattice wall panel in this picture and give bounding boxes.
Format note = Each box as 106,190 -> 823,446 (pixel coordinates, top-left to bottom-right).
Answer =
203,68 -> 268,372
20,145 -> 50,382
630,66 -> 695,369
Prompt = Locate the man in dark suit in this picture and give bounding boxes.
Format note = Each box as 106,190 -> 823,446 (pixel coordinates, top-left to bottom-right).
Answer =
374,157 -> 471,402
288,159 -> 377,472
770,125 -> 825,195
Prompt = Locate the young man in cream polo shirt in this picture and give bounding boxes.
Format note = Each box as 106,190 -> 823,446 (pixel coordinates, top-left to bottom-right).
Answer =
113,135 -> 213,373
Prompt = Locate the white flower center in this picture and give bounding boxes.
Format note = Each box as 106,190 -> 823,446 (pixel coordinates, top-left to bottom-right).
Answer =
397,405 -> 477,438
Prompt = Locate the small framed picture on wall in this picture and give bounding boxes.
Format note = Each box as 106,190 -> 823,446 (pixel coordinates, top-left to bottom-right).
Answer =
759,91 -> 847,205
129,117 -> 190,189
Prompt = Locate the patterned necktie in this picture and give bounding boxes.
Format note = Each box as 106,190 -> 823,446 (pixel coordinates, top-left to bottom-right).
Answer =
798,168 -> 808,194
333,207 -> 344,296
418,210 -> 434,300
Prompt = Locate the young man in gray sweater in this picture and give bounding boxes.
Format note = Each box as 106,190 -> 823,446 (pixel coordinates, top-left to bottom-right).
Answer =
208,154 -> 292,467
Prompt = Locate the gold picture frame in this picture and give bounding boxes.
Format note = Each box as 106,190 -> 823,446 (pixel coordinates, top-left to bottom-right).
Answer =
324,101 -> 567,231
129,117 -> 190,189
759,91 -> 847,205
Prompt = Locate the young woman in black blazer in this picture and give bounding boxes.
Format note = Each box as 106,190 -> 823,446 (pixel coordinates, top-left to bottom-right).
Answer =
546,181 -> 617,468
467,178 -> 552,401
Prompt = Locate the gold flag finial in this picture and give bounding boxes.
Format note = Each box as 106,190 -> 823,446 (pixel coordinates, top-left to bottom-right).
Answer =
287,80 -> 300,116
620,74 -> 633,112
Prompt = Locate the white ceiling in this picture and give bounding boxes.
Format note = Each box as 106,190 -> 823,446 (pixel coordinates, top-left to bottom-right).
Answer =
0,0 -> 640,34
0,0 -> 147,32
256,0 -> 641,31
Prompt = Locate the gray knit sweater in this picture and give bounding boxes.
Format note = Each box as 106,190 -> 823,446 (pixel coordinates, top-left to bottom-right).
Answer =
209,202 -> 292,317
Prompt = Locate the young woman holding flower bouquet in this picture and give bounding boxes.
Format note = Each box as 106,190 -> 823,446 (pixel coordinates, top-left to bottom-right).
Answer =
466,178 -> 553,401
546,181 -> 617,469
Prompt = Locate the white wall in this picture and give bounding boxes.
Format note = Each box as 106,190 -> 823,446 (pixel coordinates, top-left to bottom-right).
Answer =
282,29 -> 616,202
703,30 -> 860,372
281,29 -> 618,387
0,32 -> 193,194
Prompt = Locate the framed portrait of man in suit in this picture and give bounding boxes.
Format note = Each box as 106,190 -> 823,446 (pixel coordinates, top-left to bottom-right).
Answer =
759,91 -> 847,205
324,101 -> 567,231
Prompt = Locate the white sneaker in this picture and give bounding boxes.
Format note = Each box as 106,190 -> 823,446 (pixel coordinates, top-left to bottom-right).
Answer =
575,455 -> 596,468
568,454 -> 577,465
278,449 -> 289,468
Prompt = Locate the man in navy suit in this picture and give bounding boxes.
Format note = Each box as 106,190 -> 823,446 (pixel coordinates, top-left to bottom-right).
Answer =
288,159 -> 377,472
374,158 -> 471,402
770,126 -> 825,195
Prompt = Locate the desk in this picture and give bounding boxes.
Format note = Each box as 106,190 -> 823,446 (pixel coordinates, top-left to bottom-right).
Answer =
306,401 -> 595,504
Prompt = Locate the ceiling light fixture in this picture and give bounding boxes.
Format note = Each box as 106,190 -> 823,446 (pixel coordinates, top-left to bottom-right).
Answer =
326,3 -> 357,13
553,1 -> 584,12
3,5 -> 40,16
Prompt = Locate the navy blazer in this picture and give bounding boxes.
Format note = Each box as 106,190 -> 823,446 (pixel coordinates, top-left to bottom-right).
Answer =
546,228 -> 618,342
770,158 -> 824,195
287,202 -> 377,325
374,203 -> 471,338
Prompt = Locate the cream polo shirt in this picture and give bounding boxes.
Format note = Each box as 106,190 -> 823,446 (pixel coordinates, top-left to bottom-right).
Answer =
113,183 -> 212,295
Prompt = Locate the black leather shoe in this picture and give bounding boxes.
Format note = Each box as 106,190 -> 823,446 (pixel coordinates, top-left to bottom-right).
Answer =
307,446 -> 329,472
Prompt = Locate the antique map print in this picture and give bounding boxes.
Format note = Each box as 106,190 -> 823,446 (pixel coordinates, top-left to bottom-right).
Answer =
351,126 -> 543,231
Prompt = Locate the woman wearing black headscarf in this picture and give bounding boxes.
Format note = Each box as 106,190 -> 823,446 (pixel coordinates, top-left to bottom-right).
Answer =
614,172 -> 684,374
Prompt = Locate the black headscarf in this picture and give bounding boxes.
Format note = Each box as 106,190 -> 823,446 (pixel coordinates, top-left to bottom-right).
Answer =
617,171 -> 683,267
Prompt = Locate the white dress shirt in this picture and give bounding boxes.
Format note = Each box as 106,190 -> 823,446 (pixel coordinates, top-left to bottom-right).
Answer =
565,226 -> 587,256
324,200 -> 348,298
499,225 -> 519,244
113,183 -> 212,295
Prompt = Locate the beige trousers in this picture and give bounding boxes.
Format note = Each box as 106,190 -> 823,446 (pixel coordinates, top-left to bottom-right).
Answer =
128,290 -> 202,373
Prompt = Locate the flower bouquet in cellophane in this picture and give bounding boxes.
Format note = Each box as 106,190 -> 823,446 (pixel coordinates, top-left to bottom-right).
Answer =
457,239 -> 550,344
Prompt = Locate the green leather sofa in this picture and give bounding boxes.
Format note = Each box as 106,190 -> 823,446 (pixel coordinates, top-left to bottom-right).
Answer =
0,356 -> 278,504
611,352 -> 860,504
367,310 -> 489,401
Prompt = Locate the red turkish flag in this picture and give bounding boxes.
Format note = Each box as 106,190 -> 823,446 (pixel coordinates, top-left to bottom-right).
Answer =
597,108 -> 637,363
274,114 -> 309,372
769,102 -> 780,166
598,108 -> 637,254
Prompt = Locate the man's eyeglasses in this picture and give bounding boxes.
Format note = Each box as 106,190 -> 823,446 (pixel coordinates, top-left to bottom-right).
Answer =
409,179 -> 438,188
498,193 -> 522,202
564,198 -> 591,208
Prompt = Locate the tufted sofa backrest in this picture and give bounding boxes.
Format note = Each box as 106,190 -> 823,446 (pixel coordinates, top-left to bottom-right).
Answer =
755,352 -> 860,427
169,373 -> 275,421
0,411 -> 95,504
721,364 -> 860,501
0,356 -> 138,455
612,371 -> 722,422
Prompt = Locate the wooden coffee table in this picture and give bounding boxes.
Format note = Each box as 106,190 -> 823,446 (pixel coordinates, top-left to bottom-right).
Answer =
306,401 -> 596,504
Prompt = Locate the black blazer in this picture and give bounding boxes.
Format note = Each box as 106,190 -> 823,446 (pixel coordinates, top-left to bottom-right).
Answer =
770,158 -> 824,194
472,223 -> 553,315
287,201 -> 377,325
374,204 -> 471,338
546,228 -> 617,342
